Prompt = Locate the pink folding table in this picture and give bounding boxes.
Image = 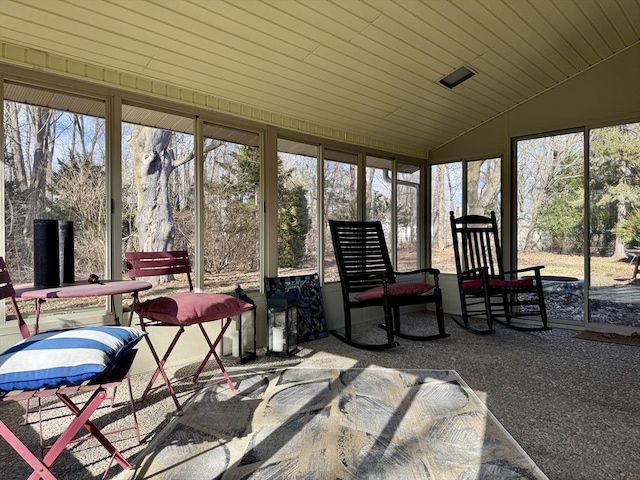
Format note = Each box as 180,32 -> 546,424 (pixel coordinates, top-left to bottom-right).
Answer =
14,280 -> 152,334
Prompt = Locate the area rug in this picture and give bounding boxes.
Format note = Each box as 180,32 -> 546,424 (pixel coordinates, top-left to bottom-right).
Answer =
117,367 -> 547,479
574,330 -> 640,347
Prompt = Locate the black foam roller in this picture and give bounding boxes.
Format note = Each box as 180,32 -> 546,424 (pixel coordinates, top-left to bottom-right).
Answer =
59,220 -> 74,284
33,219 -> 60,288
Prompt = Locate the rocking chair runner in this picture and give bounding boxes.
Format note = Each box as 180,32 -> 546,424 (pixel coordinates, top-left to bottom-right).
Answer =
449,211 -> 550,334
124,250 -> 253,414
329,220 -> 449,350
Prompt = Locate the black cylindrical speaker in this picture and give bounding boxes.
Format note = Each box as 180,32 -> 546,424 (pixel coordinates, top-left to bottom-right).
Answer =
33,219 -> 60,288
59,220 -> 74,284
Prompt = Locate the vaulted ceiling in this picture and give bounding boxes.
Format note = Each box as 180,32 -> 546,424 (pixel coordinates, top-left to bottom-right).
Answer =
1,0 -> 639,156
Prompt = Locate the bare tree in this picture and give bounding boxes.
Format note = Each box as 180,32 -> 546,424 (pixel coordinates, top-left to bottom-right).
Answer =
467,159 -> 500,216
517,133 -> 583,250
3,103 -> 56,272
430,164 -> 445,250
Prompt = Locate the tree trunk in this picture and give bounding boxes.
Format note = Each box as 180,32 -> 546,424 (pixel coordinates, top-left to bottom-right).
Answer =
5,103 -> 27,188
128,126 -> 175,252
431,164 -> 444,250
613,163 -> 629,259
467,161 -> 481,215
24,107 -> 54,238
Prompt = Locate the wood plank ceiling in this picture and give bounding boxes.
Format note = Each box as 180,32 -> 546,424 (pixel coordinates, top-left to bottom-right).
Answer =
0,0 -> 639,156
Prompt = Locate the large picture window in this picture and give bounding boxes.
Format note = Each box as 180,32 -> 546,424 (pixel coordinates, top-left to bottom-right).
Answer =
203,123 -> 261,291
323,149 -> 358,282
431,158 -> 501,273
121,106 -> 195,257
396,163 -> 421,271
277,139 -> 318,279
3,83 -> 107,315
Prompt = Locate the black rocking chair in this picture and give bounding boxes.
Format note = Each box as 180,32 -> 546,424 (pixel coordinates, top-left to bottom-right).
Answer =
449,211 -> 550,334
329,219 -> 449,350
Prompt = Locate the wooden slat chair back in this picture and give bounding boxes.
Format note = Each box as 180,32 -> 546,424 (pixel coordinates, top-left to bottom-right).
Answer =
455,215 -> 503,280
124,250 -> 194,291
334,221 -> 394,295
0,257 -> 140,479
124,250 -> 253,413
449,211 -> 550,334
329,220 -> 449,350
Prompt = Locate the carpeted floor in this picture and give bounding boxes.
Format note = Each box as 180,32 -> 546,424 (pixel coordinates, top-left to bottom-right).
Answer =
117,367 -> 547,480
2,313 -> 639,479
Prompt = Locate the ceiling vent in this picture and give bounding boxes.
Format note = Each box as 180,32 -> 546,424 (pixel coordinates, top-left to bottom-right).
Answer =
437,65 -> 476,89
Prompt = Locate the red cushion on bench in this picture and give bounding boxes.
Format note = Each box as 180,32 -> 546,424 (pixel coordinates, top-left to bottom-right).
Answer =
133,292 -> 252,325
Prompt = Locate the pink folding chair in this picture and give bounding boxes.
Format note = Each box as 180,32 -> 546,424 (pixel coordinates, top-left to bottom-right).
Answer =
124,250 -> 253,413
0,257 -> 144,479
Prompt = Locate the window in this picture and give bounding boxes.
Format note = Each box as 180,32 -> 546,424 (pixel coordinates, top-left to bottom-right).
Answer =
203,123 -> 261,291
121,105 -> 195,279
324,149 -> 358,282
397,163 -> 421,271
365,156 -> 393,225
431,159 -> 500,273
274,146 -> 424,281
277,139 -> 318,278
588,122 -> 640,327
431,162 -> 462,273
515,132 -> 584,323
3,83 -> 107,315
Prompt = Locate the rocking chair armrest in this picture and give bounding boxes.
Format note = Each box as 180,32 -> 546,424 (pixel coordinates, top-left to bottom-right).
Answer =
503,265 -> 546,276
459,266 -> 489,278
394,268 -> 441,289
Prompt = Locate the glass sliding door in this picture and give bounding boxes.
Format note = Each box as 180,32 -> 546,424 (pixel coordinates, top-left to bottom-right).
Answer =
588,122 -> 640,328
515,131 -> 585,324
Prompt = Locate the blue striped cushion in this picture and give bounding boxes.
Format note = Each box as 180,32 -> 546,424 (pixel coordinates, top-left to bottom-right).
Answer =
0,326 -> 147,392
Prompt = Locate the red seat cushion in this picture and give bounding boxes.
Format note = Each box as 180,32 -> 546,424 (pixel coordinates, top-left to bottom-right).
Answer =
133,292 -> 253,326
462,278 -> 534,290
354,282 -> 434,301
